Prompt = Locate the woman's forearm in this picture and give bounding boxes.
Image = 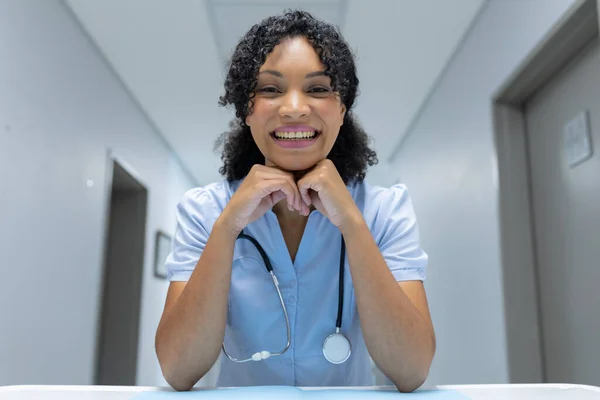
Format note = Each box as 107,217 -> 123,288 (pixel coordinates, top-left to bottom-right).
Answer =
340,215 -> 435,392
155,218 -> 238,391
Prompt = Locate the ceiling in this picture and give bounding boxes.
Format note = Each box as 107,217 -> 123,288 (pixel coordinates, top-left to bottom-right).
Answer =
64,0 -> 484,185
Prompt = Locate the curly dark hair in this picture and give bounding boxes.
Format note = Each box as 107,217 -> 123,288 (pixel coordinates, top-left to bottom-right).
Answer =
215,9 -> 378,183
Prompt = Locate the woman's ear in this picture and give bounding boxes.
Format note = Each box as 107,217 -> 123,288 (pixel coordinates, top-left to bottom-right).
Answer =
340,104 -> 347,125
245,104 -> 254,127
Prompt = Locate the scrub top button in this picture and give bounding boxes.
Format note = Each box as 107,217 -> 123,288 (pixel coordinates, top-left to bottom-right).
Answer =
288,295 -> 296,304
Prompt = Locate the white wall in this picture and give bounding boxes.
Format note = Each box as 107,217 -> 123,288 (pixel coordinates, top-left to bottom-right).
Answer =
0,0 -> 197,386
390,0 -> 579,385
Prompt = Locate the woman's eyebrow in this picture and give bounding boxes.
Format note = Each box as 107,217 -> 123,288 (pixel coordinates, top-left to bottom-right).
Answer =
258,70 -> 283,78
257,70 -> 327,78
305,71 -> 326,78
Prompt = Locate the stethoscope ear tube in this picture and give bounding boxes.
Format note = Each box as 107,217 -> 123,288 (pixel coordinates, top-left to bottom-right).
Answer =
221,270 -> 291,363
237,231 -> 274,272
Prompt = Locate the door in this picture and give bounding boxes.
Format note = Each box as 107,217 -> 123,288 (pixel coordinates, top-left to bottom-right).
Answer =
524,37 -> 600,385
95,160 -> 148,385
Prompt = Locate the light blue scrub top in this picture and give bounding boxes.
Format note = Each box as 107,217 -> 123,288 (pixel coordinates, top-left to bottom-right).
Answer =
165,178 -> 428,387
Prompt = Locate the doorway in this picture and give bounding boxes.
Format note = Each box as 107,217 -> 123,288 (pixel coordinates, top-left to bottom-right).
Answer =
95,158 -> 148,385
493,0 -> 600,385
524,37 -> 600,385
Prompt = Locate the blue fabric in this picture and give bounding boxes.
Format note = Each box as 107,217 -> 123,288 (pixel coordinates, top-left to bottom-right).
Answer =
134,387 -> 469,400
165,178 -> 428,387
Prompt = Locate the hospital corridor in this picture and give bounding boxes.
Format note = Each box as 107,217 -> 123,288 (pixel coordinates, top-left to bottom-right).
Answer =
1,0 -> 600,399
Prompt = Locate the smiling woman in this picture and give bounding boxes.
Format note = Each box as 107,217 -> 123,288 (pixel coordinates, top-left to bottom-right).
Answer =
155,10 -> 435,393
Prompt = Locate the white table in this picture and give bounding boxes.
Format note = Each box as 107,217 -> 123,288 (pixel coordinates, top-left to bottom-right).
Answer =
1,384 -> 599,399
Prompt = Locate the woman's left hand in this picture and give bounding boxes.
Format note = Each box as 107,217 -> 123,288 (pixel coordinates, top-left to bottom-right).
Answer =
297,159 -> 362,229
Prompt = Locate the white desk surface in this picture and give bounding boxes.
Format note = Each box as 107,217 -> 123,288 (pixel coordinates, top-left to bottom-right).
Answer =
1,384 -> 599,399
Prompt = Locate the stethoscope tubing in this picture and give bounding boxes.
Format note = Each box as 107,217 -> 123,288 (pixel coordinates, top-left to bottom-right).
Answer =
222,230 -> 348,363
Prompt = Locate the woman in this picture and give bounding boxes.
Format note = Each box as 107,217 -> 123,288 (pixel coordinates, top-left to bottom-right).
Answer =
155,10 -> 435,392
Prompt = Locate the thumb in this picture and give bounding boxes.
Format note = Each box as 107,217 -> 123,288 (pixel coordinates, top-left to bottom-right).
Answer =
309,190 -> 323,212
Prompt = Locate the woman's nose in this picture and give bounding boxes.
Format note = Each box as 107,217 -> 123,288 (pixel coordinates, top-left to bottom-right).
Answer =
279,91 -> 310,119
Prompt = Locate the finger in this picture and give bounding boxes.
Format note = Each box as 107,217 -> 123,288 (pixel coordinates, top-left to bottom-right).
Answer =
297,180 -> 312,207
308,191 -> 325,216
268,172 -> 302,212
303,199 -> 311,216
309,190 -> 320,207
298,175 -> 312,206
299,200 -> 310,216
255,167 -> 302,211
282,179 -> 300,212
282,174 -> 303,212
258,179 -> 297,211
270,190 -> 286,206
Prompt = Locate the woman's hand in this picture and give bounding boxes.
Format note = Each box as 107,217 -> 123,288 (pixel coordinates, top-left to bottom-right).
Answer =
219,164 -> 310,235
297,159 -> 362,230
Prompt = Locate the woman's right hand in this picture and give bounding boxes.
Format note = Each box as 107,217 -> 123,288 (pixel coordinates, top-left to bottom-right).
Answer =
218,165 -> 309,235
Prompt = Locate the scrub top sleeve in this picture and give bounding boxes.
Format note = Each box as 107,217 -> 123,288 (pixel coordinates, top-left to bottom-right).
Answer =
165,188 -> 220,282
378,184 -> 428,282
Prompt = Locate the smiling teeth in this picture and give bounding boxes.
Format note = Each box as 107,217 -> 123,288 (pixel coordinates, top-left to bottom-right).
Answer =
274,131 -> 316,140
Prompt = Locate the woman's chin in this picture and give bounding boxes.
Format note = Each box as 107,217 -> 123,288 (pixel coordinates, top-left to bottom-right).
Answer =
268,158 -> 321,173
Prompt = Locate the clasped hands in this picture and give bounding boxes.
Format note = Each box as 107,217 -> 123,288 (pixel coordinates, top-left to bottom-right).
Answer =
221,159 -> 363,235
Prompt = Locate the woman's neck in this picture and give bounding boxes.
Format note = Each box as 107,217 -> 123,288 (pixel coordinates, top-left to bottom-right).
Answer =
272,200 -> 311,263
272,201 -> 310,225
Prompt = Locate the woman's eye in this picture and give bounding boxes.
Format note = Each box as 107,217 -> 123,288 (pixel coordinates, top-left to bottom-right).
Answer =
309,87 -> 332,94
258,87 -> 279,93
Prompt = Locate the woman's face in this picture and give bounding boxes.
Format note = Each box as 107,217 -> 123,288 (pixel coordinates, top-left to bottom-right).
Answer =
245,36 -> 346,172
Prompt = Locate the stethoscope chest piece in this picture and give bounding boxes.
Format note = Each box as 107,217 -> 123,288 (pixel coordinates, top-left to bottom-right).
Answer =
322,331 -> 351,364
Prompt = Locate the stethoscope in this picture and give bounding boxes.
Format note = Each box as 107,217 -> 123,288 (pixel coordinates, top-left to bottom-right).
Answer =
222,230 -> 352,364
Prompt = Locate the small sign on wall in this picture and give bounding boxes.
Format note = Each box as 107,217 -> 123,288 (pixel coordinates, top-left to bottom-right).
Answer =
564,110 -> 593,167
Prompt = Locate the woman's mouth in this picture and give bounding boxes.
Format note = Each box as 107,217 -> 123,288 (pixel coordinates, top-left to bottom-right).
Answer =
270,130 -> 321,149
271,131 -> 320,140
